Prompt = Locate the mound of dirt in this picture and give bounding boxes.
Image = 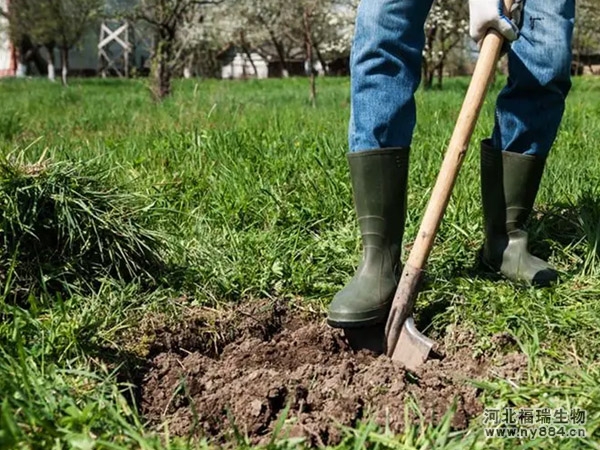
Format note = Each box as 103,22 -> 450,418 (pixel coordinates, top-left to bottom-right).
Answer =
139,301 -> 526,446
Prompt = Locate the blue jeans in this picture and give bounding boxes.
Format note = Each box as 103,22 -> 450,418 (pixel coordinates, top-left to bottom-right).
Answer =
349,0 -> 575,157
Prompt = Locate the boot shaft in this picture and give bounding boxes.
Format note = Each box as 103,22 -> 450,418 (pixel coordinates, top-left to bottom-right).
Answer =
327,148 -> 410,328
347,148 -> 409,256
480,140 -> 546,235
479,140 -> 557,286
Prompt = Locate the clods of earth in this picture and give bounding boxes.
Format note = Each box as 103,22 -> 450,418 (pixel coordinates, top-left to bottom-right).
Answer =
134,301 -> 527,446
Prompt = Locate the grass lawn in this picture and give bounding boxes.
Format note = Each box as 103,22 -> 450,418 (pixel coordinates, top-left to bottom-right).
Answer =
0,75 -> 600,449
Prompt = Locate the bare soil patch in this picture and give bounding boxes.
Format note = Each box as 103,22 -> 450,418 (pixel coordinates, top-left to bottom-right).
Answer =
138,300 -> 526,446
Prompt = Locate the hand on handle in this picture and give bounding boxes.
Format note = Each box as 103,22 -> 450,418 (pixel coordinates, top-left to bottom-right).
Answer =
469,0 -> 524,43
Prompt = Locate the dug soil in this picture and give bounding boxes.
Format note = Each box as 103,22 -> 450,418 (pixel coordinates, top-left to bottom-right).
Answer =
138,300 -> 526,446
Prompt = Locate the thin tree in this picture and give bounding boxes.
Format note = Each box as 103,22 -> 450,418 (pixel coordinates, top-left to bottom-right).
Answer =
422,0 -> 468,89
285,0 -> 348,105
233,0 -> 298,78
126,0 -> 222,100
42,0 -> 103,85
303,6 -> 317,107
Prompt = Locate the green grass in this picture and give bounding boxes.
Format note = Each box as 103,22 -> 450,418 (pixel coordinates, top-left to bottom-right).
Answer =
0,154 -> 170,300
1,74 -> 600,449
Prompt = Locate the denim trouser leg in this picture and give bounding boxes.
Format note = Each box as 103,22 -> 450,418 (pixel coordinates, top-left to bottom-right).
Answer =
492,0 -> 575,157
349,0 -> 434,152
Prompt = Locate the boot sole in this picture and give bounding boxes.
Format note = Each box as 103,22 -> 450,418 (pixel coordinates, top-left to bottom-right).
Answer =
326,311 -> 388,329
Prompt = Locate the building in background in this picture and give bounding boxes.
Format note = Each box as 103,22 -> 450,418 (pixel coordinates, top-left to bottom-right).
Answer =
217,44 -> 330,80
0,1 -> 342,80
0,0 -> 152,78
217,46 -> 268,80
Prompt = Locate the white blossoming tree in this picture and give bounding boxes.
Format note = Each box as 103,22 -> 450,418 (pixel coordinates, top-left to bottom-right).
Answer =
122,0 -> 222,100
422,0 -> 469,89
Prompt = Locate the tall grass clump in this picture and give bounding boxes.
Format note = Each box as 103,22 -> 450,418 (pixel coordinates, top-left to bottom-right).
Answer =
0,153 -> 168,299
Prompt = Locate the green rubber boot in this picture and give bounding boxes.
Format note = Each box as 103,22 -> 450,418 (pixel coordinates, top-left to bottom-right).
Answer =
327,148 -> 409,328
480,139 -> 558,286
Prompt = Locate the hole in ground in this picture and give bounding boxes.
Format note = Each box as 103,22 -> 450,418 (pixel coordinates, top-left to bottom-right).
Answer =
128,299 -> 527,447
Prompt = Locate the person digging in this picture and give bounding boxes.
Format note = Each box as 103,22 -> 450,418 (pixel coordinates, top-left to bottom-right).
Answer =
328,0 -> 574,329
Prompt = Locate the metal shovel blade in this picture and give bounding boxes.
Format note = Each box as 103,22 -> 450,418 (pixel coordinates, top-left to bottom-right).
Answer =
390,317 -> 435,371
385,263 -> 435,370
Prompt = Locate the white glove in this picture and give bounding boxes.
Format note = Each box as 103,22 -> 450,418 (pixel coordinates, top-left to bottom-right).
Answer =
469,0 -> 524,43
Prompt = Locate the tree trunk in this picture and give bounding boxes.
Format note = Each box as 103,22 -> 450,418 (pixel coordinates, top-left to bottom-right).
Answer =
242,46 -> 258,78
240,31 -> 258,77
436,59 -> 444,89
16,36 -> 47,76
435,31 -> 447,89
29,46 -> 48,75
48,60 -> 56,81
303,9 -> 316,107
426,69 -> 434,90
576,44 -> 582,75
152,34 -> 174,101
314,44 -> 328,76
423,57 -> 436,90
270,33 -> 289,78
60,46 -> 69,86
422,56 -> 430,89
421,25 -> 437,90
47,45 -> 56,81
16,62 -> 26,77
16,40 -> 27,77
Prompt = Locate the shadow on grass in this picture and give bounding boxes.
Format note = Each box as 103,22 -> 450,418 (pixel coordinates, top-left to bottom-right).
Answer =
530,193 -> 600,273
442,193 -> 600,284
414,194 -> 600,332
86,344 -> 149,412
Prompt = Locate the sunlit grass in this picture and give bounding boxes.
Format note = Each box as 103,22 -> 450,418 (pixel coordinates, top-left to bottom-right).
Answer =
0,75 -> 599,448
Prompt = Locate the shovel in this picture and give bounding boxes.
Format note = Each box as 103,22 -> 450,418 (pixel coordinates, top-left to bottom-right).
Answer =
384,1 -> 514,370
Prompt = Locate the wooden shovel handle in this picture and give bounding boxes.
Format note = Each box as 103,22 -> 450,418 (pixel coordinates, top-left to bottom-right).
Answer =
385,1 -> 514,356
407,38 -> 505,269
